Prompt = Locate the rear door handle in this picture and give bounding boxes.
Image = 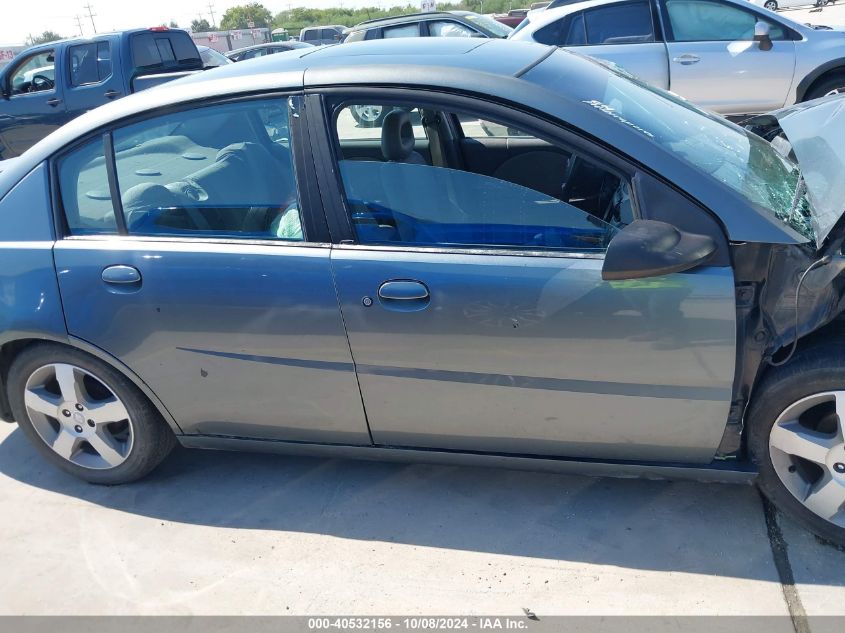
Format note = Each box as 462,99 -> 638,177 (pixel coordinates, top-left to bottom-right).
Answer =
672,54 -> 701,65
377,280 -> 430,311
104,89 -> 121,99
102,265 -> 141,284
45,97 -> 62,107
378,280 -> 429,301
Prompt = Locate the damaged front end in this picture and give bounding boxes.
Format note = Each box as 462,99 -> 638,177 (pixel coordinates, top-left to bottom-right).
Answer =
720,97 -> 845,457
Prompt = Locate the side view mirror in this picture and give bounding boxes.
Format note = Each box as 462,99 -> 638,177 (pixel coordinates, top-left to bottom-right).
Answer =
755,21 -> 773,51
601,220 -> 716,281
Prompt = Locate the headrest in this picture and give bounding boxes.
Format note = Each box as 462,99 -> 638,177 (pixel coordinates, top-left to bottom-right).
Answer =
121,182 -> 178,214
381,109 -> 415,162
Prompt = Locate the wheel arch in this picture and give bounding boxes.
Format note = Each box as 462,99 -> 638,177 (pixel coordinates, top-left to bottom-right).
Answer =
0,335 -> 184,435
745,317 -> 845,435
796,60 -> 845,103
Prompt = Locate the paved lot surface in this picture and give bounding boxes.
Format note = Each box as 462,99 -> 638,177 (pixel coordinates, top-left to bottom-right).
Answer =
0,421 -> 842,619
783,3 -> 845,27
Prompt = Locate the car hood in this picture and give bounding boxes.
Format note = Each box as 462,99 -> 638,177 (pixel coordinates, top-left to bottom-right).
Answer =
747,95 -> 845,246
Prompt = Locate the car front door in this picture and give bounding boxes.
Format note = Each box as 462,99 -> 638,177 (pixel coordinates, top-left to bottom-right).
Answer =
659,0 -> 796,114
0,47 -> 69,159
316,93 -> 737,464
52,95 -> 371,444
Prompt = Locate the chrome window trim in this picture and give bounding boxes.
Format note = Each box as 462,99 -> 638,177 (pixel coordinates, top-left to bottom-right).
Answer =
60,234 -> 331,249
332,242 -> 606,260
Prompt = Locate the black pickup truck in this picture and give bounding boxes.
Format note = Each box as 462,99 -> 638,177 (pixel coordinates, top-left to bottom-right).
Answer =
0,27 -> 204,159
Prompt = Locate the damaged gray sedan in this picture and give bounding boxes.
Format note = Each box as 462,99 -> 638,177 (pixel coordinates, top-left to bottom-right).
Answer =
0,38 -> 844,546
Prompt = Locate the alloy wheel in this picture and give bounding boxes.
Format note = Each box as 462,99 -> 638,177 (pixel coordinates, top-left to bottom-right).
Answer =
765,0 -> 777,9
23,363 -> 134,470
353,105 -> 384,125
769,392 -> 845,528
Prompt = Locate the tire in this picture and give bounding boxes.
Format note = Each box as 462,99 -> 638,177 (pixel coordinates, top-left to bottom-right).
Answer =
349,104 -> 388,128
748,343 -> 845,547
804,73 -> 845,101
764,0 -> 778,10
7,343 -> 176,484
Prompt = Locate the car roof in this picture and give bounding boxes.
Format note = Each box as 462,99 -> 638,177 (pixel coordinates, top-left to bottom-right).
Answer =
226,41 -> 312,55
349,11 -> 468,31
0,37 -> 804,245
7,28 -> 191,57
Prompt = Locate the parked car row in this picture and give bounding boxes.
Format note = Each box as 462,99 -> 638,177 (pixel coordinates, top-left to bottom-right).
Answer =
511,0 -> 845,116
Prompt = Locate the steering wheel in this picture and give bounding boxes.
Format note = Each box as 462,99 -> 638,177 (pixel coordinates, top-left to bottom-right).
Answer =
30,74 -> 54,91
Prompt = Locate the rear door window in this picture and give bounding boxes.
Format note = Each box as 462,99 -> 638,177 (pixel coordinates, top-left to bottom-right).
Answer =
68,41 -> 112,86
584,1 -> 655,44
383,24 -> 421,38
111,99 -> 302,240
428,21 -> 475,37
130,31 -> 201,72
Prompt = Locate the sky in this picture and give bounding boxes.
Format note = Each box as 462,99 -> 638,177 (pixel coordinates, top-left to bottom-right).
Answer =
1,0 -> 420,44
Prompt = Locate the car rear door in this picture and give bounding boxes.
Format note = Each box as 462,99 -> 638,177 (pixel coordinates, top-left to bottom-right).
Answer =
550,1 -> 670,90
659,0 -> 796,114
52,95 -> 371,444
314,92 -> 737,464
64,38 -> 125,117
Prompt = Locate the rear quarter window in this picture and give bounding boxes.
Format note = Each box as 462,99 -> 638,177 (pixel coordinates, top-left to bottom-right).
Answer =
130,31 -> 201,72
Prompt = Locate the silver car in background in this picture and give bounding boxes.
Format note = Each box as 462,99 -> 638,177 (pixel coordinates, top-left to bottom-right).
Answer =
510,0 -> 845,115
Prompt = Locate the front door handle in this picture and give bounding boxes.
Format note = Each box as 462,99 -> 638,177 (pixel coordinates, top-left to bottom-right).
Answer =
104,89 -> 121,99
377,280 -> 430,311
45,97 -> 62,107
672,54 -> 701,65
102,265 -> 141,284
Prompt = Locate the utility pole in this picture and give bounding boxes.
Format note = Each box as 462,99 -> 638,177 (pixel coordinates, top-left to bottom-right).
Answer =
74,14 -> 84,36
84,2 -> 97,34
207,2 -> 217,28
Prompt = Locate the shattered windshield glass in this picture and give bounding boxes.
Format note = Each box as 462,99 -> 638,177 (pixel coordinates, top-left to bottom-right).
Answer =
577,61 -> 814,242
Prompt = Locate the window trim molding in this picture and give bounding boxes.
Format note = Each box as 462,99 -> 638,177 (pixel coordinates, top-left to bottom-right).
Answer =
308,86 -> 639,257
50,91 -> 331,244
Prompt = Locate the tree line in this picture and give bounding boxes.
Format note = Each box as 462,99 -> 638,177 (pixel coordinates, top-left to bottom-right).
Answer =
207,2 -> 523,33
26,1 -> 524,45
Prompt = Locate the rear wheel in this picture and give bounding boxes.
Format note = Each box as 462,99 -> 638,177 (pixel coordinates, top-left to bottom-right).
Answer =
7,343 -> 176,484
764,0 -> 778,10
749,345 -> 845,546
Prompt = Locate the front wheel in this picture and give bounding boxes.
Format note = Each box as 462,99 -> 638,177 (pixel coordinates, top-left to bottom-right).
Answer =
764,0 -> 778,10
748,345 -> 845,547
804,73 -> 845,100
7,343 -> 176,484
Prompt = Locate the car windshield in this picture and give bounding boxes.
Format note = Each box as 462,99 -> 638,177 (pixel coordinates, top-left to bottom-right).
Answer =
463,13 -> 514,37
199,47 -> 231,67
574,58 -> 813,241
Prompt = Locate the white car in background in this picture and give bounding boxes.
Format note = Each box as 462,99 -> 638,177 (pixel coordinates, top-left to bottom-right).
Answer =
510,0 -> 845,116
750,0 -> 833,11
